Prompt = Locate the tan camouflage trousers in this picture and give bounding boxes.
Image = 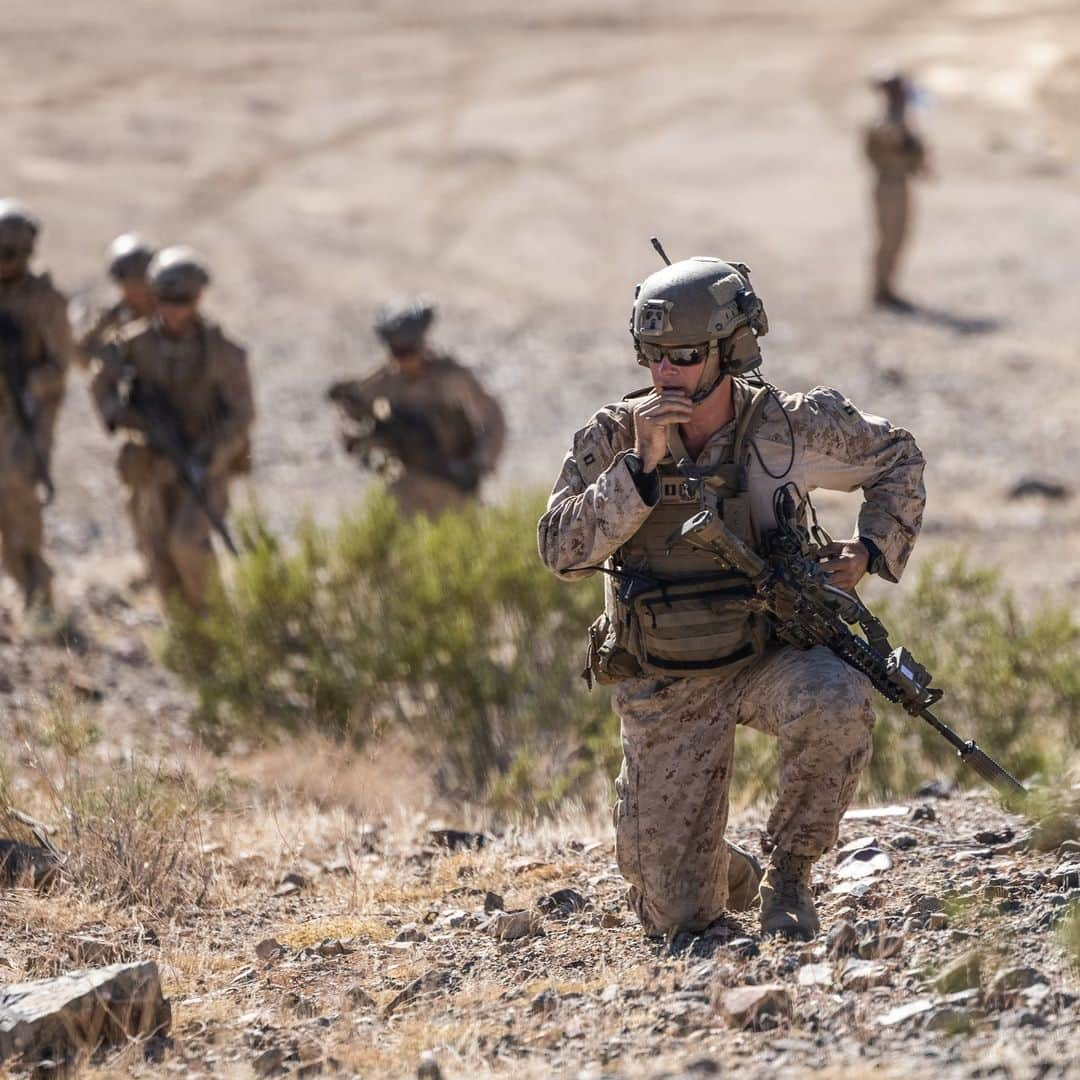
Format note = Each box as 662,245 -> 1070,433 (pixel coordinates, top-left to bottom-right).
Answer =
122,449 -> 228,611
0,423 -> 53,608
873,178 -> 910,299
612,645 -> 875,936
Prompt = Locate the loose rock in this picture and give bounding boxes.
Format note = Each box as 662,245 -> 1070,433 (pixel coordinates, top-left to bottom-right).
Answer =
255,938 -> 286,961
836,847 -> 893,879
932,950 -> 983,994
429,829 -> 486,851
536,888 -> 589,917
384,970 -> 458,1016
839,959 -> 890,991
0,840 -> 59,889
875,999 -> 938,1026
797,963 -> 833,988
826,920 -> 859,959
486,909 -> 542,942
716,984 -> 793,1030
858,932 -> 905,960
0,962 -> 170,1066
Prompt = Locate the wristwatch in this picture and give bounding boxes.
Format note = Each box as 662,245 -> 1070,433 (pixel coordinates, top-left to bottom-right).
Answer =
624,451 -> 659,503
859,537 -> 886,577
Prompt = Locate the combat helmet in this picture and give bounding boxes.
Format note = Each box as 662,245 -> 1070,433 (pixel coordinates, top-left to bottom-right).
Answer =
630,247 -> 769,403
147,246 -> 210,301
374,298 -> 435,354
107,233 -> 155,281
0,198 -> 40,258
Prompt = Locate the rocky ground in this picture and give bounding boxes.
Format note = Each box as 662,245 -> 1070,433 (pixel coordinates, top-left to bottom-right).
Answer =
2,778 -> 1078,1078
2,0 -> 1080,1076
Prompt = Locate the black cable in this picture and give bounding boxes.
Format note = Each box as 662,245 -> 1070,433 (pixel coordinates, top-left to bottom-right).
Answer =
746,369 -> 795,480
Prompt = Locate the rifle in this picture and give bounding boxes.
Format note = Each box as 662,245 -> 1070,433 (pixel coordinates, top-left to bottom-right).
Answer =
0,311 -> 55,504
327,382 -> 479,493
122,373 -> 239,557
670,485 -> 1026,800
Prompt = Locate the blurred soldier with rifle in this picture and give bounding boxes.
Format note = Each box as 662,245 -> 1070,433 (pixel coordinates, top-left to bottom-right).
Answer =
328,299 -> 505,518
74,234 -> 157,366
0,199 -> 75,618
539,244 -> 929,943
91,248 -> 253,611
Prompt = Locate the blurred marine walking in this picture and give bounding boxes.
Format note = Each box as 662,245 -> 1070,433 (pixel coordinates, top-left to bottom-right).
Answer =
75,234 -> 157,365
0,199 -> 75,617
538,251 -> 925,941
865,72 -> 929,310
91,248 -> 253,611
328,299 -> 505,518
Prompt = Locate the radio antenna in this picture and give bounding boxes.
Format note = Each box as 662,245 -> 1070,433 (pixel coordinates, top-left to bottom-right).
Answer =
650,236 -> 672,266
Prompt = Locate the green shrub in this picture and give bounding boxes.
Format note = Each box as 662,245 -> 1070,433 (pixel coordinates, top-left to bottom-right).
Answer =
166,491 -> 1079,808
5,691 -> 221,913
164,488 -> 614,802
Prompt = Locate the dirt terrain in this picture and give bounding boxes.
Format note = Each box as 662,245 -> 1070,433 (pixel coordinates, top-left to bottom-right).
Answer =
3,0 -> 1080,609
1,1 -> 1080,1077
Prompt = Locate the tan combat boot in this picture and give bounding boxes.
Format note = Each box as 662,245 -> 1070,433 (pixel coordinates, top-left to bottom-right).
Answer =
759,848 -> 820,941
726,840 -> 763,912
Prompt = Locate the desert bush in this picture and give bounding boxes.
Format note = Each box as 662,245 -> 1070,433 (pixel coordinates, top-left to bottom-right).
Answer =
166,490 -> 1079,808
165,488 -> 614,803
5,692 -> 221,913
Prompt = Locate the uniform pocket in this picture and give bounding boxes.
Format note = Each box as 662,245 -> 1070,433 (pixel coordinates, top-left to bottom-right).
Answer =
633,582 -> 758,673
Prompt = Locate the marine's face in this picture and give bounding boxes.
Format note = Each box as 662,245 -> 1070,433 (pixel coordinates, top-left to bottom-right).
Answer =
0,246 -> 29,282
119,277 -> 155,316
641,342 -> 711,394
390,345 -> 427,381
157,296 -> 200,336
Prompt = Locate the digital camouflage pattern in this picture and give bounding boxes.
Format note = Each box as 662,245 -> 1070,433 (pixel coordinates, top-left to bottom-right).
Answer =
91,317 -> 253,608
612,647 -> 873,935
538,376 -> 925,936
333,352 -> 505,518
0,271 -> 74,608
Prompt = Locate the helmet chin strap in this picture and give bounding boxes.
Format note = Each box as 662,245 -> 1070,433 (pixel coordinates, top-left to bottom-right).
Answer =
690,340 -> 726,404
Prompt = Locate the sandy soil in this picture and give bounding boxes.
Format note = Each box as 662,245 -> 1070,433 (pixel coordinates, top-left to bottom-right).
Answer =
2,0 -> 1080,611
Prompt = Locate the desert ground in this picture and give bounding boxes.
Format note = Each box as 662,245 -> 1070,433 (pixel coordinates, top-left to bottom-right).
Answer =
1,1 -> 1079,1077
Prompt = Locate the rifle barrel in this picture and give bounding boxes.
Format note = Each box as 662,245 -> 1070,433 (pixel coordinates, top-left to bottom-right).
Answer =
918,706 -> 1026,798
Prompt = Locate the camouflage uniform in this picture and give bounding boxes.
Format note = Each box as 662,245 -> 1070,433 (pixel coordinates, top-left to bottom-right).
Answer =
538,378 -> 925,935
332,353 -> 506,518
91,317 -> 253,608
74,235 -> 157,367
75,300 -> 143,367
0,270 -> 73,608
865,119 -> 927,304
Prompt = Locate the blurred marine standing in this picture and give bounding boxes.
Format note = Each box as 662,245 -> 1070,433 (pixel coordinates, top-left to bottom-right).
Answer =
75,234 -> 157,365
865,73 -> 929,310
91,248 -> 254,610
328,299 -> 505,517
0,199 -> 75,616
